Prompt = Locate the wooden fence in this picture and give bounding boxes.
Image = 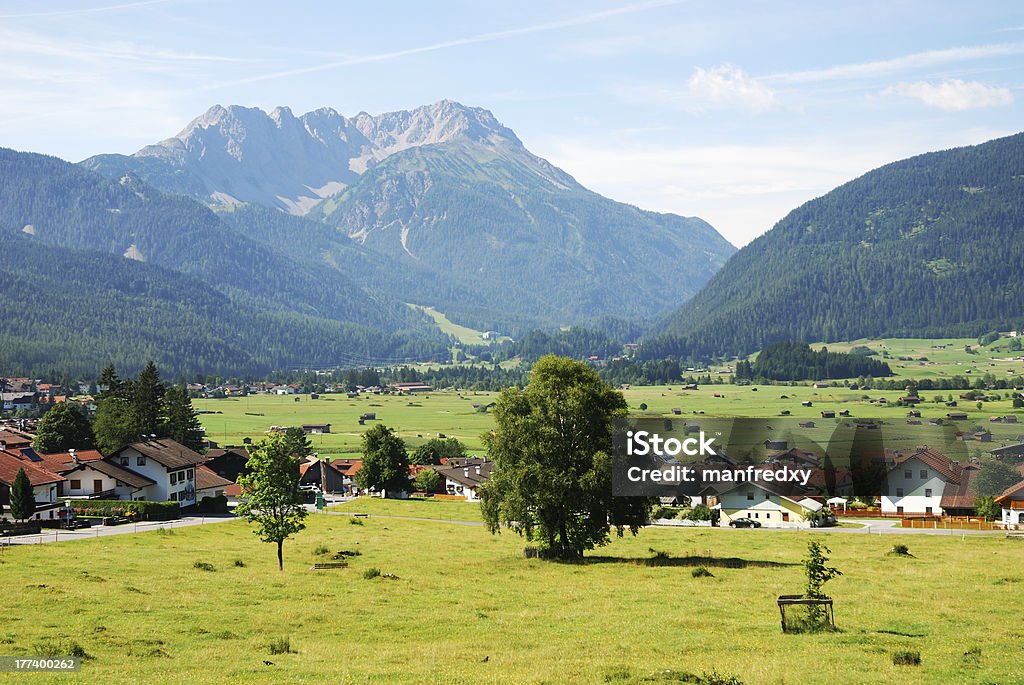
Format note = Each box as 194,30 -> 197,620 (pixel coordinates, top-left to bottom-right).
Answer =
900,516 -> 1001,531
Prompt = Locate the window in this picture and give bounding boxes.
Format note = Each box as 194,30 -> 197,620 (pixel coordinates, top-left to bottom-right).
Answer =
896,488 -> 904,497
170,473 -> 178,485
904,470 -> 912,479
920,469 -> 928,479
747,492 -> 754,501
925,507 -> 932,514
925,489 -> 932,497
120,457 -> 129,466
764,493 -> 770,500
137,456 -> 146,466
187,468 -> 194,480
70,479 -> 81,489
897,506 -> 904,514
168,492 -> 177,502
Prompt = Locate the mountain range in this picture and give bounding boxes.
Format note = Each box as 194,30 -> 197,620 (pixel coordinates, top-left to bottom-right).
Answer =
646,131 -> 1024,359
1,101 -> 734,375
82,100 -> 736,331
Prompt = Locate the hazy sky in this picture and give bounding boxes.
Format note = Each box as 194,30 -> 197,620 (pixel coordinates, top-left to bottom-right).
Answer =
2,0 -> 1023,246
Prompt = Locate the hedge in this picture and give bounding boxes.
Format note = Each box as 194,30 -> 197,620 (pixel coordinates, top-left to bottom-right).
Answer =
69,500 -> 180,521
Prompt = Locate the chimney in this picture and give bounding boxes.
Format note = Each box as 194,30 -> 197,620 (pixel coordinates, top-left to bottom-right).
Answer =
0,440 -> 5,451
69,448 -> 78,463
463,467 -> 469,477
475,465 -> 481,475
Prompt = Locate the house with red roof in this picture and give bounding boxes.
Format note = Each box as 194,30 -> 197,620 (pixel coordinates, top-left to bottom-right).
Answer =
0,449 -> 63,520
881,448 -> 979,516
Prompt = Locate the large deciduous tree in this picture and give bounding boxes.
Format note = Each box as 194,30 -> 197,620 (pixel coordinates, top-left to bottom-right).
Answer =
409,437 -> 466,465
974,460 -> 1022,497
235,432 -> 308,571
32,402 -> 95,454
355,424 -> 411,497
480,355 -> 652,560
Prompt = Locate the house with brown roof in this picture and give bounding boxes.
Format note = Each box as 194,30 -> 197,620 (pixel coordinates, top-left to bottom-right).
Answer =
881,448 -> 979,515
995,480 -> 1024,528
203,447 -> 251,483
106,439 -> 208,506
435,458 -> 493,501
195,465 -> 233,501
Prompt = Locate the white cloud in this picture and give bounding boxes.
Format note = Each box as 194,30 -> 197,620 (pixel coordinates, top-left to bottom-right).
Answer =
881,79 -> 1014,111
686,64 -> 778,112
767,43 -> 1024,84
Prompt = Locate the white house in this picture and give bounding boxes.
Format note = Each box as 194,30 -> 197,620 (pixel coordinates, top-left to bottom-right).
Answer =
707,480 -> 821,528
436,458 -> 493,502
996,480 -> 1024,529
880,448 -> 977,515
106,439 -> 208,506
62,459 -> 154,500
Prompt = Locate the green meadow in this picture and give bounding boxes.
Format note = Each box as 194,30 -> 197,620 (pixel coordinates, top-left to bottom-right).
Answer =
194,334 -> 1024,460
1,499 -> 1023,684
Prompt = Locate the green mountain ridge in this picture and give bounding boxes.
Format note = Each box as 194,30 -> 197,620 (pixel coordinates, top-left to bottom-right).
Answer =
0,148 -> 449,375
646,132 -> 1024,359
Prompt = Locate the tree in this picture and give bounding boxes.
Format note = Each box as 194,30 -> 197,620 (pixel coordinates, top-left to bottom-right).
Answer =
162,385 -> 204,453
409,437 -> 466,465
974,460 -> 1022,497
235,432 -> 308,571
803,540 -> 841,625
32,403 -> 95,454
355,424 -> 411,496
976,495 -> 1001,520
9,468 -> 35,522
134,361 -> 164,438
93,397 -> 142,455
480,355 -> 652,560
282,427 -> 313,462
413,468 -> 441,493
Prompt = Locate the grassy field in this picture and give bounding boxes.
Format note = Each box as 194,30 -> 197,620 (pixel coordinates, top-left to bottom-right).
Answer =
408,304 -> 511,346
195,390 -> 501,457
1,499 -> 1023,684
195,383 -> 1024,462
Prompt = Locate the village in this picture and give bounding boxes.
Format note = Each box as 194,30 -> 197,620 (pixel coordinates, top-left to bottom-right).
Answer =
4,370 -> 1024,540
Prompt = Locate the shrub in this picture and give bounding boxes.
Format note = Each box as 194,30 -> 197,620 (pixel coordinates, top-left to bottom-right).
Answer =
362,568 -> 381,579
33,638 -> 91,659
889,544 -> 912,556
349,517 -> 364,526
193,561 -> 216,572
197,495 -> 229,514
892,650 -> 921,666
314,544 -> 330,556
233,559 -> 246,568
652,507 -> 678,520
686,504 -> 713,521
268,636 -> 294,655
69,499 -> 179,521
691,566 -> 714,578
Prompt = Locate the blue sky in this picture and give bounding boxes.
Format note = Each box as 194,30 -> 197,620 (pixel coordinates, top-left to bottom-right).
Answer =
2,0 -> 1023,245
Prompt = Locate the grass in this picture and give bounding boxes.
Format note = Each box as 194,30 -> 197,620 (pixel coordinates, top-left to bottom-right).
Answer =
0,501 -> 1022,683
408,304 -> 511,346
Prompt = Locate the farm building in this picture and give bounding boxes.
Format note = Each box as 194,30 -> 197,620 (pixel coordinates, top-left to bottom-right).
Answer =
302,423 -> 331,434
436,458 -> 493,502
707,479 -> 823,528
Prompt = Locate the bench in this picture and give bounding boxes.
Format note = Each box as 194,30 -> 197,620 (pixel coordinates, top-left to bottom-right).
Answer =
311,562 -> 348,570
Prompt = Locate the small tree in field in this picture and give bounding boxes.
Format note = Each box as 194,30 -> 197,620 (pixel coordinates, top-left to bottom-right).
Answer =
10,468 -> 35,522
803,540 -> 841,626
235,432 -> 308,571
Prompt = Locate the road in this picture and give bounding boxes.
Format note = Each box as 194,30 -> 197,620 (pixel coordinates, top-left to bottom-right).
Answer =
1,514 -> 239,546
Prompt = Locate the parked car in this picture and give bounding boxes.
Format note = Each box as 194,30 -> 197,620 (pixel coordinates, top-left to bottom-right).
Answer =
729,517 -> 761,528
